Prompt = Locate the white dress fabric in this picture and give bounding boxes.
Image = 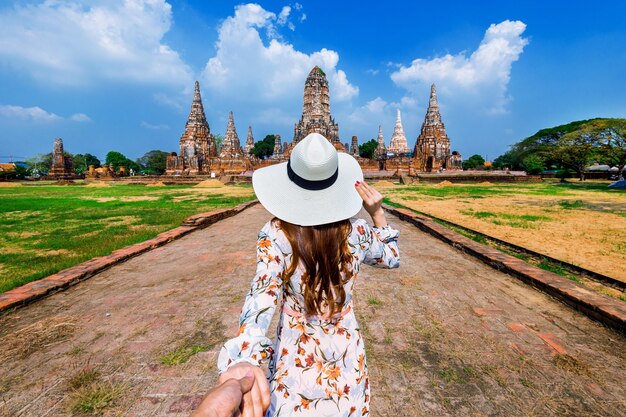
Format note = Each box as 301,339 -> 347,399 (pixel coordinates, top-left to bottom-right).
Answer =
217,218 -> 400,416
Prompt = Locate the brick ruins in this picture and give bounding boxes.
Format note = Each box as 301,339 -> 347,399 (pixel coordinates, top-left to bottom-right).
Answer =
166,68 -> 461,176
48,138 -> 74,178
414,84 -> 462,171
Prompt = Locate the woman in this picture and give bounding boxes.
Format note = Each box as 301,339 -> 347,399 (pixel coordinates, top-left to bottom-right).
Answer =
217,133 -> 400,417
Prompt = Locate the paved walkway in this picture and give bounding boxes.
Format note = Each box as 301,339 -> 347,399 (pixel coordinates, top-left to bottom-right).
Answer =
0,205 -> 624,416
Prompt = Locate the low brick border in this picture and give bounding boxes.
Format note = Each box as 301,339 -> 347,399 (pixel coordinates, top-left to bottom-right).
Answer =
384,204 -> 626,335
0,200 -> 259,313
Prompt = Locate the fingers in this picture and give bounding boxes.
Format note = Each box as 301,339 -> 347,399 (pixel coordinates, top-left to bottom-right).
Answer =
251,382 -> 263,417
241,391 -> 253,417
238,371 -> 255,394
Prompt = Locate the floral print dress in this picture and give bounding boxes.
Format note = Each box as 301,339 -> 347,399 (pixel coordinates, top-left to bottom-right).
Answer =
217,218 -> 400,416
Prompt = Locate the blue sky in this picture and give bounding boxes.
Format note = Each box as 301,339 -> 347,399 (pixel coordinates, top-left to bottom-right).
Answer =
1,0 -> 625,163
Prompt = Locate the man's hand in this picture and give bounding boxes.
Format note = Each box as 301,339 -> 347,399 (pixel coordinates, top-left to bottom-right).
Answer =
190,370 -> 256,417
217,362 -> 270,417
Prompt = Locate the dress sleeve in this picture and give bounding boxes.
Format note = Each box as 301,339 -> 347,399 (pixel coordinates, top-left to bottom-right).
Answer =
217,221 -> 285,374
362,221 -> 400,268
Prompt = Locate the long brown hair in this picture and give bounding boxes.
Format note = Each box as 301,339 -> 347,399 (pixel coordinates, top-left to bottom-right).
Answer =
277,218 -> 353,317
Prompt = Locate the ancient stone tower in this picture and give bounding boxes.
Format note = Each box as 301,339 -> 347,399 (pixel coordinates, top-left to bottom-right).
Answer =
167,81 -> 216,174
244,126 -> 255,156
293,66 -> 341,147
220,111 -> 243,159
388,109 -> 410,155
272,134 -> 283,158
414,84 -> 455,171
350,136 -> 359,157
373,125 -> 387,159
49,137 -> 74,177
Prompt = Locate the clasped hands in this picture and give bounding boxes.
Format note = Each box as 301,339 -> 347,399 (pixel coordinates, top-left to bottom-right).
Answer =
191,362 -> 269,417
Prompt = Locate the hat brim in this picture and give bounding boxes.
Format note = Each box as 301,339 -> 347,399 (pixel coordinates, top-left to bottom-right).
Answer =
253,153 -> 364,226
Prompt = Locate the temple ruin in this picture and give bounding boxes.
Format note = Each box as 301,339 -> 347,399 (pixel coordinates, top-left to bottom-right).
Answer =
166,71 -> 461,177
414,84 -> 461,171
292,66 -> 342,150
48,138 -> 74,178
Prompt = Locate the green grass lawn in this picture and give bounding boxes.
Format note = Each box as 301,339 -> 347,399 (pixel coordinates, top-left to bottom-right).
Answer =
0,183 -> 255,293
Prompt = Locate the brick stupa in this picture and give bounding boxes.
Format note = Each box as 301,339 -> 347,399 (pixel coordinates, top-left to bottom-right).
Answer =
220,111 -> 243,159
292,66 -> 341,149
167,81 -> 216,174
414,84 -> 460,171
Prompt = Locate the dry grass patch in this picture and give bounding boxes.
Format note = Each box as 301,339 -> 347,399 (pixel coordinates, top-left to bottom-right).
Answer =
384,182 -> 626,281
0,316 -> 77,361
195,179 -> 225,188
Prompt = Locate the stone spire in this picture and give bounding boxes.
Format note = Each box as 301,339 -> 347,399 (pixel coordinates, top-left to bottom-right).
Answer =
178,81 -> 216,163
414,83 -> 452,171
244,126 -> 255,156
373,125 -> 387,159
220,111 -> 243,158
350,136 -> 359,156
388,109 -> 410,155
293,66 -> 341,147
49,137 -> 74,177
272,134 -> 283,158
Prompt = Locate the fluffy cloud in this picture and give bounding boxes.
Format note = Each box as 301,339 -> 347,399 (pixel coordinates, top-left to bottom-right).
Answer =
0,105 -> 92,123
391,20 -> 528,114
0,105 -> 62,122
0,0 -> 192,87
202,3 -> 358,104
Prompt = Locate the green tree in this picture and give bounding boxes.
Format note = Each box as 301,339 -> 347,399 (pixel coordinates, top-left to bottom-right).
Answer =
522,154 -> 545,174
105,151 -> 139,172
546,130 -> 597,181
213,134 -> 224,154
595,119 -> 626,179
462,154 -> 485,170
137,150 -> 169,175
25,153 -> 52,172
358,139 -> 378,159
251,135 -> 276,159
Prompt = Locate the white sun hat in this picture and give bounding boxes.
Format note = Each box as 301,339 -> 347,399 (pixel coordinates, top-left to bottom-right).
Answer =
253,133 -> 364,226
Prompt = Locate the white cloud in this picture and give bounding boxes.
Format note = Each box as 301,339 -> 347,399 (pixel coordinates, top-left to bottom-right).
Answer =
201,3 -> 358,104
391,20 -> 528,114
70,113 -> 92,122
277,6 -> 290,25
141,121 -> 169,130
366,69 -> 379,76
0,0 -> 192,87
0,105 -> 62,122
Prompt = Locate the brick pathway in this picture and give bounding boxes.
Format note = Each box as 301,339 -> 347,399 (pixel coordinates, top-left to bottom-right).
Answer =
0,205 -> 624,416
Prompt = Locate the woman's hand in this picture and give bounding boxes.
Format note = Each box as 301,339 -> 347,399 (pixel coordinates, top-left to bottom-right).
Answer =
217,362 -> 270,417
355,180 -> 387,227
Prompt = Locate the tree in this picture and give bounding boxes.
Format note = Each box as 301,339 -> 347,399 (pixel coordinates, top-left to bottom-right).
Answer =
522,154 -> 545,174
25,153 -> 52,173
462,154 -> 485,170
358,139 -> 378,159
105,151 -> 139,172
137,150 -> 169,175
546,130 -> 597,181
72,153 -> 100,175
213,134 -> 224,154
596,119 -> 626,180
251,135 -> 275,159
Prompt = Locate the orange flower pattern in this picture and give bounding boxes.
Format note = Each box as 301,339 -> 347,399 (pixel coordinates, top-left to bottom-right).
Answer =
217,218 -> 400,416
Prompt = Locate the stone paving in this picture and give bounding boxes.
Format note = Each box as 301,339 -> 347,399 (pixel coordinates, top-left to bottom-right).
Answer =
0,204 -> 624,416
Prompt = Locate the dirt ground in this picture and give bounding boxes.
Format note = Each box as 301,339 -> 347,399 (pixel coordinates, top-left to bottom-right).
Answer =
1,205 -> 625,416
383,183 -> 626,282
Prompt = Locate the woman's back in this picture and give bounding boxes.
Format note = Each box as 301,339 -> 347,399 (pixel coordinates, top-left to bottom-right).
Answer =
218,216 -> 399,416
